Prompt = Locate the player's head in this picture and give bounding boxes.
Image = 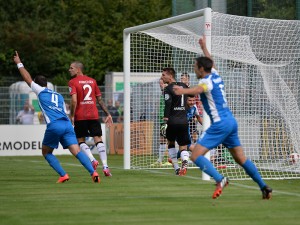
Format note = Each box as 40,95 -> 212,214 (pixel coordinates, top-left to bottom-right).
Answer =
180,72 -> 190,86
187,95 -> 196,108
23,100 -> 30,111
161,67 -> 176,84
115,100 -> 121,108
107,99 -> 113,106
34,75 -> 48,87
69,61 -> 84,77
194,57 -> 213,78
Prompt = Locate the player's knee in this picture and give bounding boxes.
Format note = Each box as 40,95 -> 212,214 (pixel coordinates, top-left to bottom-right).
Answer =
190,146 -> 205,161
168,151 -> 177,159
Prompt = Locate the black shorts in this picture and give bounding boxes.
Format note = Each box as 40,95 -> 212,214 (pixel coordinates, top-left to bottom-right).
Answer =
74,120 -> 102,138
166,123 -> 191,146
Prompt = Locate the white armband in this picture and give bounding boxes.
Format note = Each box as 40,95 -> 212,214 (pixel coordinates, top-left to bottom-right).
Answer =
17,63 -> 24,69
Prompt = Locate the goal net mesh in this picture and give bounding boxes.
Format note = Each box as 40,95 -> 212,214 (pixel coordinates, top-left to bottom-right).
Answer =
128,11 -> 300,180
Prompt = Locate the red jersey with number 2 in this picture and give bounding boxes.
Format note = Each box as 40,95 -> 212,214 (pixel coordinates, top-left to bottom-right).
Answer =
68,75 -> 101,121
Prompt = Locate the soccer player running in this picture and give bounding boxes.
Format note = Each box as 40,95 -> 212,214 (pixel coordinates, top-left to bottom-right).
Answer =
68,61 -> 113,177
173,36 -> 272,199
161,67 -> 191,176
13,52 -> 99,183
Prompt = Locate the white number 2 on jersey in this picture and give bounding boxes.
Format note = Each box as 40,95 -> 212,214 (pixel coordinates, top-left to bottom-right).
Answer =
83,84 -> 92,101
51,93 -> 59,107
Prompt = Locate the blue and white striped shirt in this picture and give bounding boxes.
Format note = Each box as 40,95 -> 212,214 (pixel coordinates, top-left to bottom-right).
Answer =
31,81 -> 69,124
198,69 -> 232,123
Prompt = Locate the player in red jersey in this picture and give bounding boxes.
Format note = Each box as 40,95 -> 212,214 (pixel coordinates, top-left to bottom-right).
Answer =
68,61 -> 113,177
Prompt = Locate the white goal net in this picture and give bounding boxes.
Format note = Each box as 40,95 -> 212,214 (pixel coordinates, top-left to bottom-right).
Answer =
123,8 -> 300,180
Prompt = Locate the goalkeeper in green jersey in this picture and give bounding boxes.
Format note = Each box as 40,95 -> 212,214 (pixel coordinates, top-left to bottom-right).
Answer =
152,78 -> 168,166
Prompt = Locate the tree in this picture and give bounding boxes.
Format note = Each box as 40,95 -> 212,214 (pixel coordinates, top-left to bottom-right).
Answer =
0,0 -> 172,86
254,0 -> 296,19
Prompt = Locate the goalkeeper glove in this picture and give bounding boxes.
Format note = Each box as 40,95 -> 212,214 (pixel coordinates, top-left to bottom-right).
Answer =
160,123 -> 167,138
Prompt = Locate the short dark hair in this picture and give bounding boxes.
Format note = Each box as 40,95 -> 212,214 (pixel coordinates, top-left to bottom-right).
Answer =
195,57 -> 213,73
181,72 -> 190,78
34,75 -> 47,87
187,95 -> 195,98
72,61 -> 84,71
162,67 -> 176,78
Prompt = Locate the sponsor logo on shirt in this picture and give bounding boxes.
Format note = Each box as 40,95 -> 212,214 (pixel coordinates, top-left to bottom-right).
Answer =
80,101 -> 94,105
164,94 -> 169,101
174,107 -> 185,110
79,80 -> 93,84
49,106 -> 63,111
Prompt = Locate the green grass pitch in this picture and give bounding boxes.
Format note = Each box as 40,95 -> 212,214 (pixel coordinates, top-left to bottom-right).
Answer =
0,155 -> 300,225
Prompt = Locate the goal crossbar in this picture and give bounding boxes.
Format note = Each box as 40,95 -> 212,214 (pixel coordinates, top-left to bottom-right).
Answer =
123,7 -> 300,180
123,8 -> 211,170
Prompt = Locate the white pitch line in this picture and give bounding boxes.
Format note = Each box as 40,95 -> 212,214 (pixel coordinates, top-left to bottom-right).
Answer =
9,158 -> 300,198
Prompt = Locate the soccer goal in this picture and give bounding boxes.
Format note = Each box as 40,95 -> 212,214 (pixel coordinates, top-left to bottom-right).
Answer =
123,8 -> 300,180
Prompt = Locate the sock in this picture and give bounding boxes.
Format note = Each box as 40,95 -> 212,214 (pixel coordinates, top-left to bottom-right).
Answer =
180,150 -> 189,161
76,151 -> 94,175
96,142 -> 108,168
80,142 -> 96,162
158,144 -> 167,163
44,153 -> 66,176
168,148 -> 179,170
194,155 -> 223,182
177,149 -> 181,159
242,159 -> 266,189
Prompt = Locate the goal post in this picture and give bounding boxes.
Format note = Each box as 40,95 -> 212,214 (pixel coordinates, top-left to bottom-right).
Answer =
123,8 -> 211,170
123,8 -> 300,180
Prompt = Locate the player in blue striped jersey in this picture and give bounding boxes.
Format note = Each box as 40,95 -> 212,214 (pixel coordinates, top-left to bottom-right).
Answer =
173,36 -> 272,200
186,95 -> 202,150
13,51 -> 100,183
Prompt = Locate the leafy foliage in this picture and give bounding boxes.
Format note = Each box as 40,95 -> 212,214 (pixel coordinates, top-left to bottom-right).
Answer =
0,0 -> 172,85
0,0 -> 297,86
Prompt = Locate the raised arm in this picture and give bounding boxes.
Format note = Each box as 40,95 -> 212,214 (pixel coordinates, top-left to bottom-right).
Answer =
199,36 -> 216,69
13,51 -> 33,86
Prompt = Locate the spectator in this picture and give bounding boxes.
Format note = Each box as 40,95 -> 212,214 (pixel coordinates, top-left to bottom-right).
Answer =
16,100 -> 35,124
115,100 -> 123,123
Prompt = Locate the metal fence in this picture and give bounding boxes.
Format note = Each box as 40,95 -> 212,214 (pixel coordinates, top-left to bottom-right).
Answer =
1,85 -> 120,125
